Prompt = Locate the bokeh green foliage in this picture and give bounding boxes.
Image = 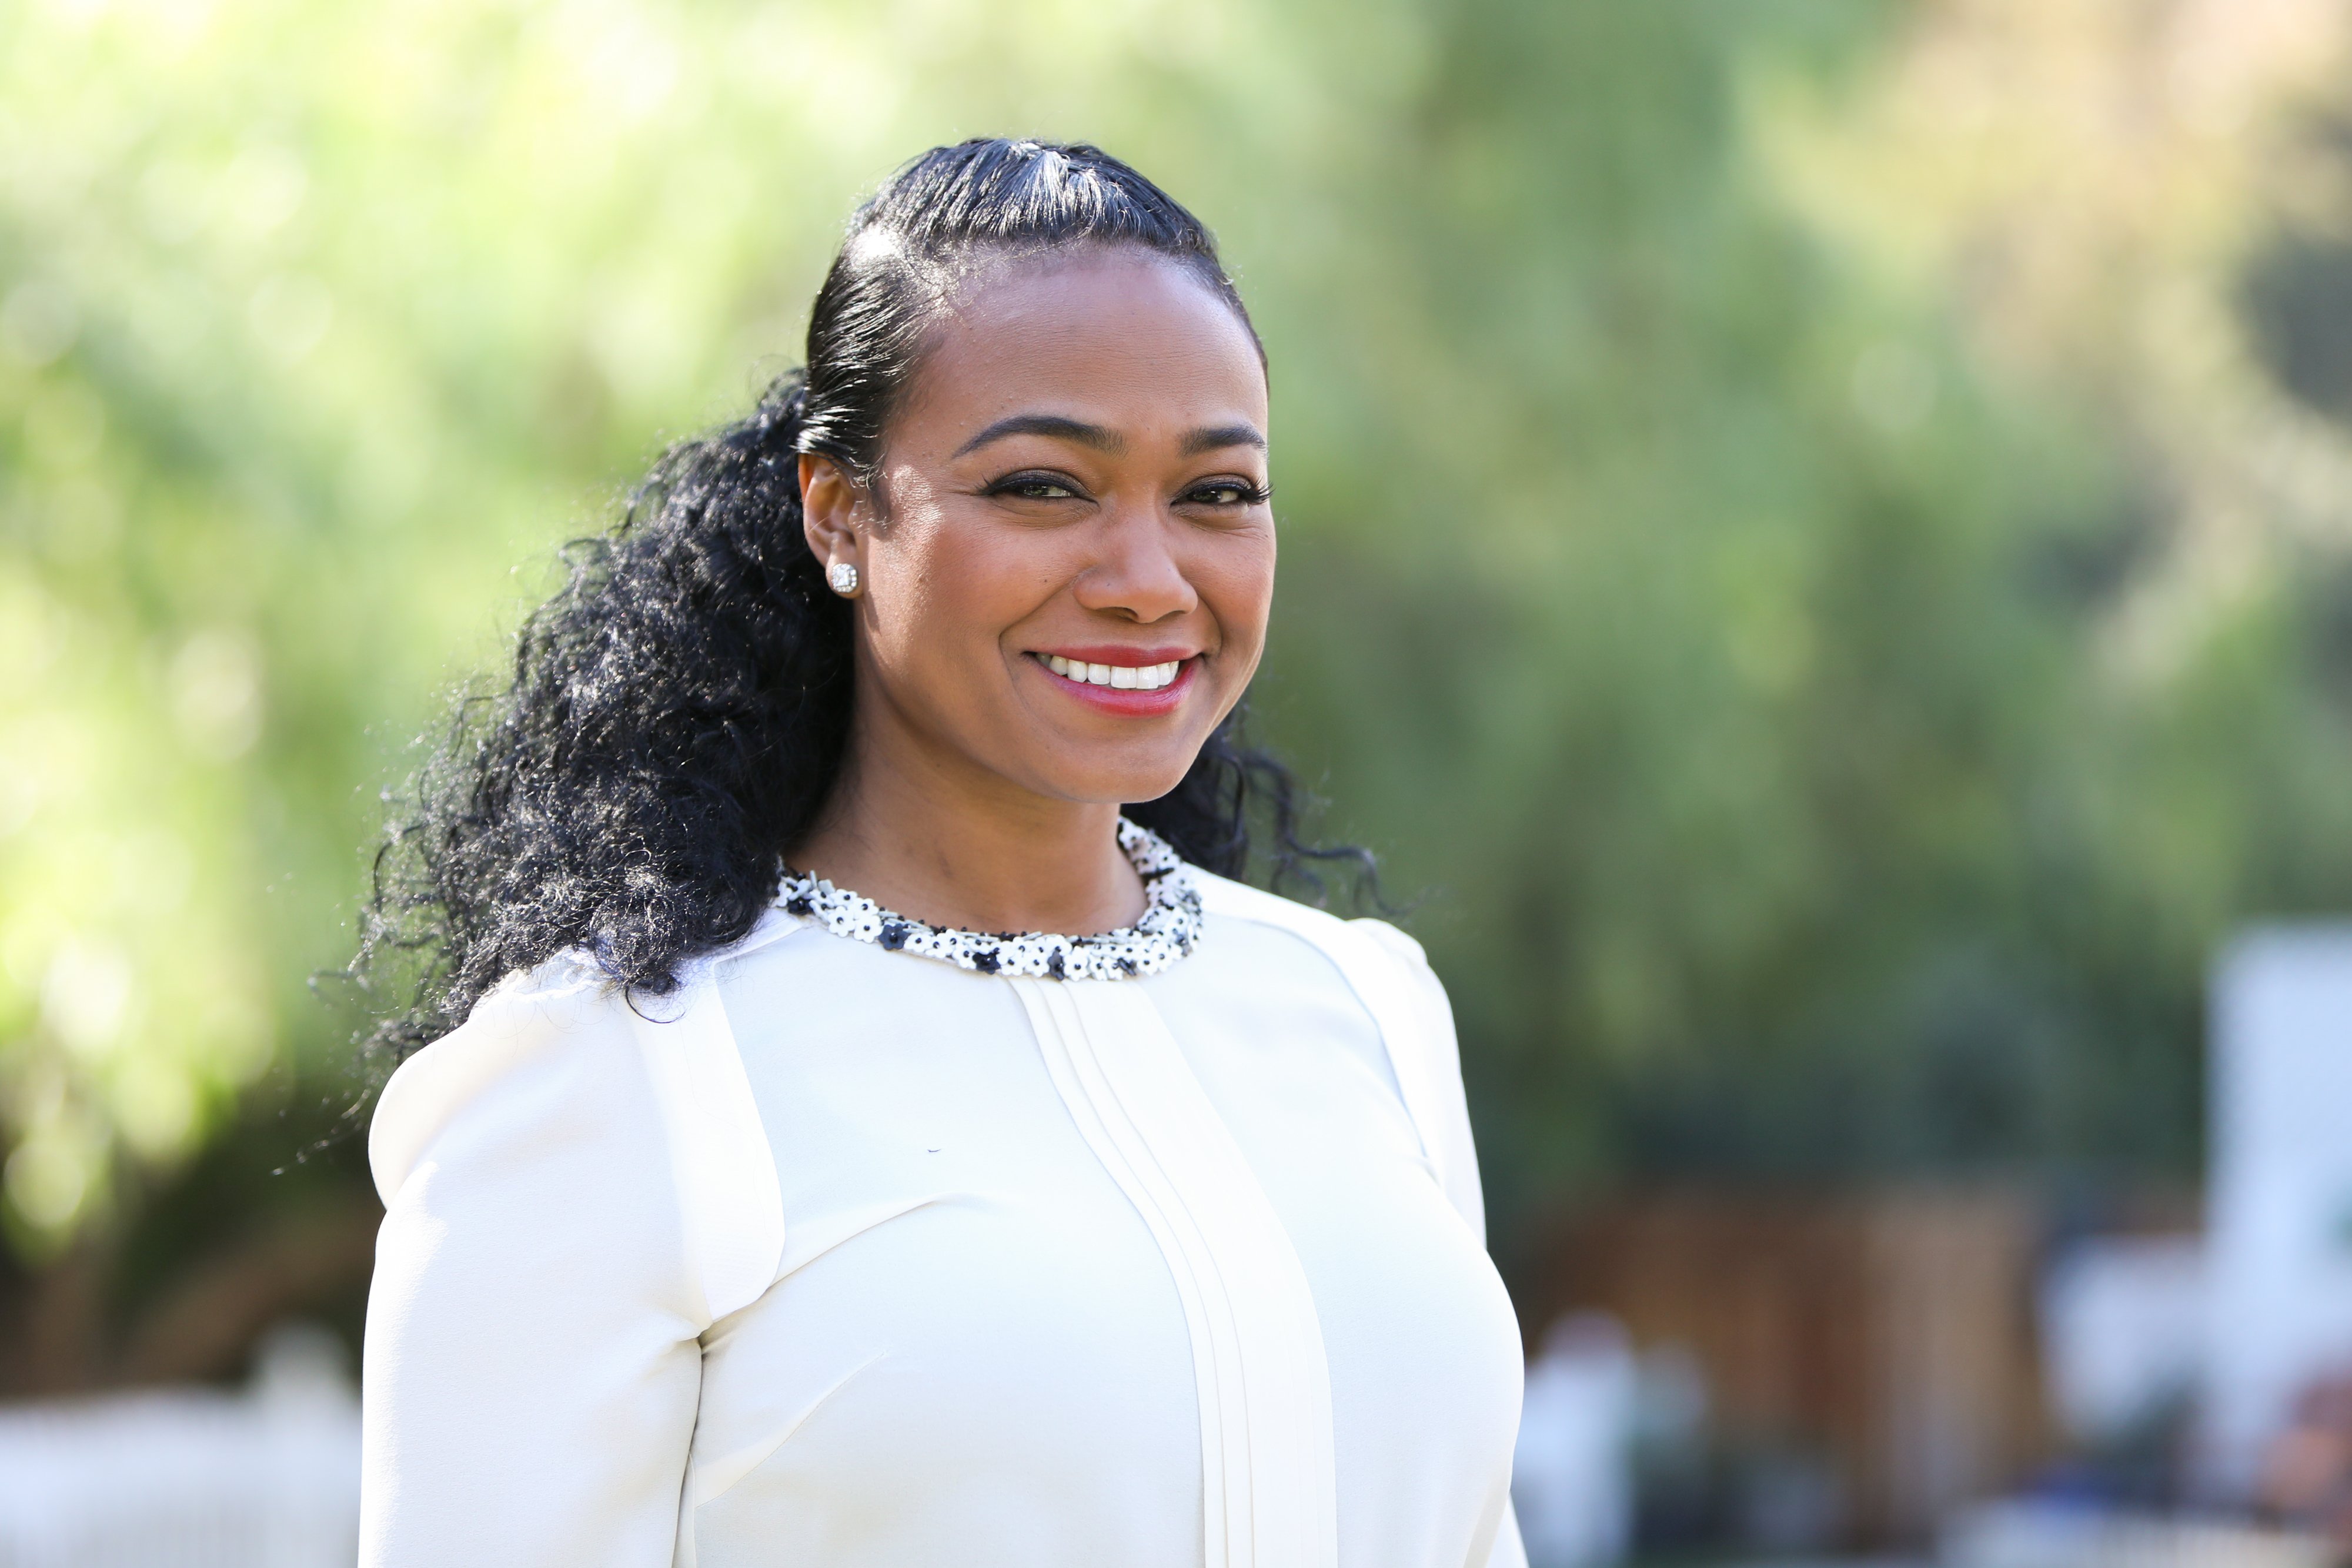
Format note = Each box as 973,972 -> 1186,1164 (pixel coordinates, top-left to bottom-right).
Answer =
5,0 -> 2351,1270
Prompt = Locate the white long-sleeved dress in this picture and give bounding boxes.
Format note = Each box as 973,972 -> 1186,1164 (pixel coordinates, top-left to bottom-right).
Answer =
360,828 -> 1528,1568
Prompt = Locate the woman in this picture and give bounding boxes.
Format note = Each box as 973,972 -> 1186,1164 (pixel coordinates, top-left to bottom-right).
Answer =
359,139 -> 1526,1568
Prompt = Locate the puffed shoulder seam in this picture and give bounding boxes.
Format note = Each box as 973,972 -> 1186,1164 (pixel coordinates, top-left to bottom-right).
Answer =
1189,871 -> 1429,972
624,956 -> 787,1325
367,961 -> 609,1209
1349,914 -> 1431,972
369,942 -> 790,1328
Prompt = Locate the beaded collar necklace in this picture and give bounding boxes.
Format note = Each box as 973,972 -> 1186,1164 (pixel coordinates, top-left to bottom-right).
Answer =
776,818 -> 1201,981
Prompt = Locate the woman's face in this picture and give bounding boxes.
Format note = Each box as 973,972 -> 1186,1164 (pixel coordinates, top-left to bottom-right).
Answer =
802,248 -> 1275,811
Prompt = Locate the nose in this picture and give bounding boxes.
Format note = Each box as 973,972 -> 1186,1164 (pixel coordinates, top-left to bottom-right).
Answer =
1072,504 -> 1198,625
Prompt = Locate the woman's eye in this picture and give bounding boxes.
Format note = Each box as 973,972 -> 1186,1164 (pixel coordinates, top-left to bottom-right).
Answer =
990,474 -> 1083,501
1184,480 -> 1269,507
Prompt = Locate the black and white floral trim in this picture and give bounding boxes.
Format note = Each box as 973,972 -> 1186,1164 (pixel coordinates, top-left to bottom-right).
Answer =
776,818 -> 1201,981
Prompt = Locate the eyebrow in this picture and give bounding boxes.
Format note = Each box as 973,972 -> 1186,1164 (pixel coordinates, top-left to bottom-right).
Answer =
951,414 -> 1268,460
954,414 -> 1124,458
1178,423 -> 1268,457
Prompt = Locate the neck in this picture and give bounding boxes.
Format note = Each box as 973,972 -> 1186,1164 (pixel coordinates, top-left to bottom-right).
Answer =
791,707 -> 1144,938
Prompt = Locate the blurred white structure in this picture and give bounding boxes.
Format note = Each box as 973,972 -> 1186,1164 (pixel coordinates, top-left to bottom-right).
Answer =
2203,925 -> 2352,1496
0,1322 -> 359,1568
1512,1312 -> 1636,1568
1944,1499 -> 2330,1568
2040,1235 -> 2207,1443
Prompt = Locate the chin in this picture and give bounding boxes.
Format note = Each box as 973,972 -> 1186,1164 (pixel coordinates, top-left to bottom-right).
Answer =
1040,751 -> 1201,810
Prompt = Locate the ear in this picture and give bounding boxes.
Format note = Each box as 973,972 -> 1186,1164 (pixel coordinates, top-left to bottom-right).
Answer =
799,454 -> 867,581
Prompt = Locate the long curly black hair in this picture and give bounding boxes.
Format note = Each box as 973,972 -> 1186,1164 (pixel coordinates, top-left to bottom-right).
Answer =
356,139 -> 1371,1054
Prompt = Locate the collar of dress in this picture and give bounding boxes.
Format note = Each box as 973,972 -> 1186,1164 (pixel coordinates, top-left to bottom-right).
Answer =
775,818 -> 1203,981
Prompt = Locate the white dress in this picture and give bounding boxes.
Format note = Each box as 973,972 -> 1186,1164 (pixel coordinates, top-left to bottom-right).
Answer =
360,830 -> 1528,1568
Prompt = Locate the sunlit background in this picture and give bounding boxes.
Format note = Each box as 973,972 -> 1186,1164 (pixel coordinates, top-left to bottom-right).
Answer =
11,0 -> 2352,1562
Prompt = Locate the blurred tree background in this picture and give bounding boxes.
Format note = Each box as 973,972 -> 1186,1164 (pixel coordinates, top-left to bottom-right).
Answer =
6,0 -> 2352,1383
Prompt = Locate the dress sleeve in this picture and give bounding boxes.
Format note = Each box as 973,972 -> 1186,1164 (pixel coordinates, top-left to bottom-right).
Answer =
1351,920 -> 1529,1568
359,968 -> 707,1568
1349,918 -> 1489,1245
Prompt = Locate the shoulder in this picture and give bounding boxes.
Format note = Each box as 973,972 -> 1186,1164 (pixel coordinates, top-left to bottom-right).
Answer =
370,930 -> 795,1323
1192,868 -> 1484,1233
367,953 -> 646,1208
1191,867 -> 1441,995
371,906 -> 818,1208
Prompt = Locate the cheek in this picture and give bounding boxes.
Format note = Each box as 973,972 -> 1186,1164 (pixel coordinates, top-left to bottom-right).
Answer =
1196,531 -> 1277,658
869,510 -> 1060,671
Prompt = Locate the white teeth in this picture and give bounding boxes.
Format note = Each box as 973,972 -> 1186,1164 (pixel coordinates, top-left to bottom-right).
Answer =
1041,656 -> 1187,690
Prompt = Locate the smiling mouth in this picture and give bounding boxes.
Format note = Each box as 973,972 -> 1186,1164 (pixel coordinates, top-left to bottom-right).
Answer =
1035,653 -> 1187,691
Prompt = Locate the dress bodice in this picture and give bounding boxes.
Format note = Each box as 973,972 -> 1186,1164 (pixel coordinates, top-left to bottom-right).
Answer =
359,862 -> 1527,1568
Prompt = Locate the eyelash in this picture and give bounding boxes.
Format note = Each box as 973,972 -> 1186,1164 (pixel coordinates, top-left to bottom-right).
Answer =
1186,479 -> 1273,507
982,472 -> 1271,507
985,474 -> 1083,502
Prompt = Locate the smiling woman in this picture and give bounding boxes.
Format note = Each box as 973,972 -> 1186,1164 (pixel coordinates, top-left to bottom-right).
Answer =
790,243 -> 1279,930
354,141 -> 1526,1568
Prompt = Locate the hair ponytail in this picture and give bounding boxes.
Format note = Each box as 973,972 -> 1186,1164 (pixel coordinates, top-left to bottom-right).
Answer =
358,140 -> 1364,1053
360,367 -> 851,1049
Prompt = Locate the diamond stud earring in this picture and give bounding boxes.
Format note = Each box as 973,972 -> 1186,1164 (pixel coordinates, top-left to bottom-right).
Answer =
827,561 -> 859,597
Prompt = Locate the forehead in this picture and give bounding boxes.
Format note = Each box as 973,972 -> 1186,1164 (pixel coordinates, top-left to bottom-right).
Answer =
896,249 -> 1269,436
